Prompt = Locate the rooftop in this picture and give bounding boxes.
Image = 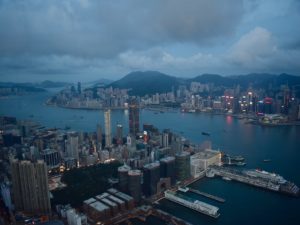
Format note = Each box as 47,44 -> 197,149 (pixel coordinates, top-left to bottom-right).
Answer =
83,198 -> 97,205
191,149 -> 221,160
89,201 -> 109,212
160,156 -> 175,163
143,161 -> 160,170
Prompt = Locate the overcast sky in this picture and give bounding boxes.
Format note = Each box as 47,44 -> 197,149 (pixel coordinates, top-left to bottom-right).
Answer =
0,0 -> 299,82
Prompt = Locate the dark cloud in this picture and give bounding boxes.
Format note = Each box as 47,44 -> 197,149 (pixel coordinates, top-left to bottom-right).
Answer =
0,0 -> 244,58
0,0 -> 299,81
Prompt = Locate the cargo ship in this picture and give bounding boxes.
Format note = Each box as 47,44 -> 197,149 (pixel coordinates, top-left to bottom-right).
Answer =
164,191 -> 220,218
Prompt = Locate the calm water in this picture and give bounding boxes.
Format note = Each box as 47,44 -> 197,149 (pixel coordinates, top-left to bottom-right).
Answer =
1,90 -> 300,225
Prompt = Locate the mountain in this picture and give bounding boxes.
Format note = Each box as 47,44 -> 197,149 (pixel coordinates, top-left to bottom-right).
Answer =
191,74 -> 234,86
39,80 -> 71,88
88,78 -> 114,87
0,82 -> 46,94
108,71 -> 179,96
105,70 -> 300,96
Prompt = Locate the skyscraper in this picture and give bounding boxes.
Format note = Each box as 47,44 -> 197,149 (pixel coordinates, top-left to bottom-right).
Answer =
96,124 -> 102,146
67,132 -> 79,162
11,160 -> 51,214
143,162 -> 160,197
129,102 -> 139,135
104,109 -> 111,147
175,152 -> 191,181
116,124 -> 123,144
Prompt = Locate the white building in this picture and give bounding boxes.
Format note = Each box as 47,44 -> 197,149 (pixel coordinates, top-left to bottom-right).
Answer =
190,149 -> 221,178
66,208 -> 82,225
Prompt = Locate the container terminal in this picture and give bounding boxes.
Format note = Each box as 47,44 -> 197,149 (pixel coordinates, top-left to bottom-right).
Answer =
207,166 -> 299,197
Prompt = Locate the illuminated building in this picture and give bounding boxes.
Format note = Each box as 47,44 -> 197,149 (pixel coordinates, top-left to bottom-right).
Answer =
264,97 -> 273,114
104,109 -> 111,147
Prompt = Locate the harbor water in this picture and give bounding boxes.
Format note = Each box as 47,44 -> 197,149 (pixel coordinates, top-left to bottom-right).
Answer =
1,90 -> 300,225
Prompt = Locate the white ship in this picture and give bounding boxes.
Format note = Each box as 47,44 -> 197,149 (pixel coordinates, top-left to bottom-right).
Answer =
244,169 -> 287,184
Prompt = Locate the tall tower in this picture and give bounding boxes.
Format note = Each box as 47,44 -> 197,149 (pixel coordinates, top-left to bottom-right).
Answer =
96,124 -> 102,145
116,124 -> 123,144
129,102 -> 139,135
104,109 -> 111,147
11,160 -> 51,214
67,132 -> 79,162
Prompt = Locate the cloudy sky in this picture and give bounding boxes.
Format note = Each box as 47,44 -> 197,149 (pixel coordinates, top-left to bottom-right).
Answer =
0,0 -> 299,82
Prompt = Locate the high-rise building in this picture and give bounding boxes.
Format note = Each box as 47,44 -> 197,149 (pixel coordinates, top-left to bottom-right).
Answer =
40,148 -> 60,169
96,124 -> 102,146
129,103 -> 139,135
116,124 -> 123,144
161,132 -> 169,148
128,170 -> 142,202
143,162 -> 160,197
160,156 -> 176,185
104,109 -> 111,147
11,160 -> 51,214
77,82 -> 81,94
175,152 -> 191,181
118,164 -> 131,193
0,183 -> 13,211
67,132 -> 79,162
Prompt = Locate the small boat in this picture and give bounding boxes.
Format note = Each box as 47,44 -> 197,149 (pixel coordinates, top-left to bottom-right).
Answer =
231,155 -> 245,161
236,162 -> 246,166
263,159 -> 271,162
222,177 -> 232,181
201,131 -> 211,136
178,187 -> 189,192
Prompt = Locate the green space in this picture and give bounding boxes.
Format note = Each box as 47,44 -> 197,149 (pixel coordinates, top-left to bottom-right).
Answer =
51,161 -> 121,207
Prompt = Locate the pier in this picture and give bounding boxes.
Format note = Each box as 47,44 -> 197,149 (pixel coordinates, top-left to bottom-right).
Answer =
188,188 -> 225,203
164,191 -> 220,218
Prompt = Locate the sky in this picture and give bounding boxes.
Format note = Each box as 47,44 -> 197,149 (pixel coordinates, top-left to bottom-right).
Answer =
0,0 -> 300,82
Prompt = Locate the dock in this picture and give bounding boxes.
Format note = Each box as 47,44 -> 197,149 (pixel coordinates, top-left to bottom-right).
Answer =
188,188 -> 225,203
164,191 -> 220,218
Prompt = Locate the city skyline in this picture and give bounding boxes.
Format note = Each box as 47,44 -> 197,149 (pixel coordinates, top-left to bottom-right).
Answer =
0,1 -> 300,225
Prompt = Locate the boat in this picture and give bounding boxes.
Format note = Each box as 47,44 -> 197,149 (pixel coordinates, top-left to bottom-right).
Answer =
201,132 -> 211,136
178,187 -> 189,193
222,177 -> 232,181
230,155 -> 245,161
236,162 -> 246,166
244,169 -> 287,184
263,159 -> 271,162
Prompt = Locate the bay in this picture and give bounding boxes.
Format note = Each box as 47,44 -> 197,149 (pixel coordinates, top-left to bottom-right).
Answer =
0,91 -> 299,225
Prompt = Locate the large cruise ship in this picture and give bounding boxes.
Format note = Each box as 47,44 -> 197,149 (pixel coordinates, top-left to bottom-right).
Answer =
244,169 -> 287,184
